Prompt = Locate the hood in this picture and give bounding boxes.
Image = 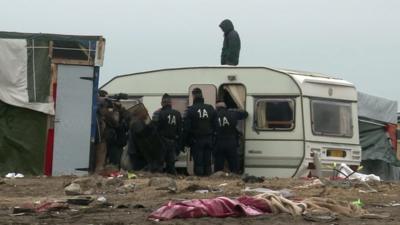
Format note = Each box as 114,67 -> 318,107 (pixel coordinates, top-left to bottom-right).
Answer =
219,19 -> 234,34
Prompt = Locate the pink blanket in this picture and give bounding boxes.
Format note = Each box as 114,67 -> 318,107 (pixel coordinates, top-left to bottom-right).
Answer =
148,196 -> 271,220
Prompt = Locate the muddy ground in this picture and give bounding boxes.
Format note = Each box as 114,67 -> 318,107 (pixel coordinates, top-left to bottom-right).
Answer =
0,173 -> 399,225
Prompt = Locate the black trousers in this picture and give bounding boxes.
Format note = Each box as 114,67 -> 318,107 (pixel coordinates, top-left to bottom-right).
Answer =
162,138 -> 177,175
107,144 -> 123,168
191,136 -> 213,176
214,137 -> 239,174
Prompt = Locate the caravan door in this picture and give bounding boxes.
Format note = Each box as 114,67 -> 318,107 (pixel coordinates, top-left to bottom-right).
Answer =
53,65 -> 94,175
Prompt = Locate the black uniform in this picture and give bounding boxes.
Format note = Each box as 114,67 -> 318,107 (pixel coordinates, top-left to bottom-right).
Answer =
183,97 -> 216,176
214,107 -> 248,173
152,105 -> 182,174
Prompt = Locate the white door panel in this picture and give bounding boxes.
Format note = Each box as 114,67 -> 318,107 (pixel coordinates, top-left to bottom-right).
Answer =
53,65 -> 94,175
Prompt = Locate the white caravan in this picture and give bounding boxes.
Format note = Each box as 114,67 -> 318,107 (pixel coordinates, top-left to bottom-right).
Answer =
102,66 -> 361,177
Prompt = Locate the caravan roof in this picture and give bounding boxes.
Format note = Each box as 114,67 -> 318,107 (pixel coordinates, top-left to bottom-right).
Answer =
102,66 -> 357,101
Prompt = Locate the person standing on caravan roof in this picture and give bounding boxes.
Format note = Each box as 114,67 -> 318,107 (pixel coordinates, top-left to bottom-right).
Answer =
219,19 -> 241,66
152,94 -> 182,175
183,88 -> 216,176
214,99 -> 248,174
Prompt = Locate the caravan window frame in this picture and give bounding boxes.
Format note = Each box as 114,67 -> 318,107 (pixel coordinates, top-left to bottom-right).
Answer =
310,99 -> 354,138
253,97 -> 296,131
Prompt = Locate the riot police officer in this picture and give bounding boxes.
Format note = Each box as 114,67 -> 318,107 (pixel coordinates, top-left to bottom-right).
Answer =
214,100 -> 248,174
152,94 -> 182,174
183,88 -> 216,176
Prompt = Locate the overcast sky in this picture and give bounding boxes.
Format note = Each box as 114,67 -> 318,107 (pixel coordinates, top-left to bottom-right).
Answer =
2,0 -> 399,106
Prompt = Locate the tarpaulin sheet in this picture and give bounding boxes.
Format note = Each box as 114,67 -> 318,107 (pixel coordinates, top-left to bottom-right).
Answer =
148,196 -> 271,220
0,38 -> 54,115
359,121 -> 400,180
358,92 -> 398,124
0,100 -> 47,175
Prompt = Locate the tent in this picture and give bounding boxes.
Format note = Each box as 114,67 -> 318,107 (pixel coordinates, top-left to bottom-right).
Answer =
0,31 -> 105,176
358,92 -> 400,180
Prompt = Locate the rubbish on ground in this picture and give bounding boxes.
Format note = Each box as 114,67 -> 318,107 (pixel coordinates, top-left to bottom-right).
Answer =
322,178 -> 352,189
5,173 -> 24,179
242,174 -> 265,183
156,185 -> 177,193
109,171 -> 124,178
72,176 -> 103,189
97,196 -> 107,203
195,190 -> 209,194
351,199 -> 364,208
336,163 -> 380,182
149,177 -> 177,193
369,202 -> 400,207
12,201 -> 68,215
243,187 -> 294,198
127,172 -> 137,179
185,184 -> 209,192
218,183 -> 228,187
302,211 -> 337,222
64,183 -> 82,196
293,179 -> 324,189
104,177 -> 123,187
117,183 -> 136,193
116,203 -> 145,209
83,188 -> 95,195
67,196 -> 94,206
361,213 -> 391,219
210,171 -> 230,178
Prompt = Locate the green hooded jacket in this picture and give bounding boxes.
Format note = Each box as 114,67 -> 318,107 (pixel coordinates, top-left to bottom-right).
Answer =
219,19 -> 241,65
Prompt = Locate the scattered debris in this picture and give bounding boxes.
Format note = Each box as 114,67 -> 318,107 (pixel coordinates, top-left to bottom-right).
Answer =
302,211 -> 337,222
104,177 -> 123,187
5,173 -> 24,179
127,172 -> 137,179
12,201 -> 68,215
242,174 -> 265,183
185,184 -> 210,192
97,196 -> 107,203
336,163 -> 381,182
72,176 -> 103,189
294,179 -> 324,189
243,187 -> 294,198
210,171 -> 230,178
184,184 -> 222,193
64,183 -> 82,196
67,196 -> 94,206
117,183 -> 136,193
351,199 -> 364,208
218,183 -> 228,187
186,176 -> 200,181
148,177 -> 177,193
116,204 -> 145,209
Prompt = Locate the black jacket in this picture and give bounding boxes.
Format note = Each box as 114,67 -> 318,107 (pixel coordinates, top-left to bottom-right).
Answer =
215,107 -> 248,139
183,97 -> 216,144
152,105 -> 182,140
220,19 -> 241,66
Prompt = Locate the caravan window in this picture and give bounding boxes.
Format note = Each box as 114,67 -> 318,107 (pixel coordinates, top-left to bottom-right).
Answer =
311,99 -> 353,137
255,98 -> 295,130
